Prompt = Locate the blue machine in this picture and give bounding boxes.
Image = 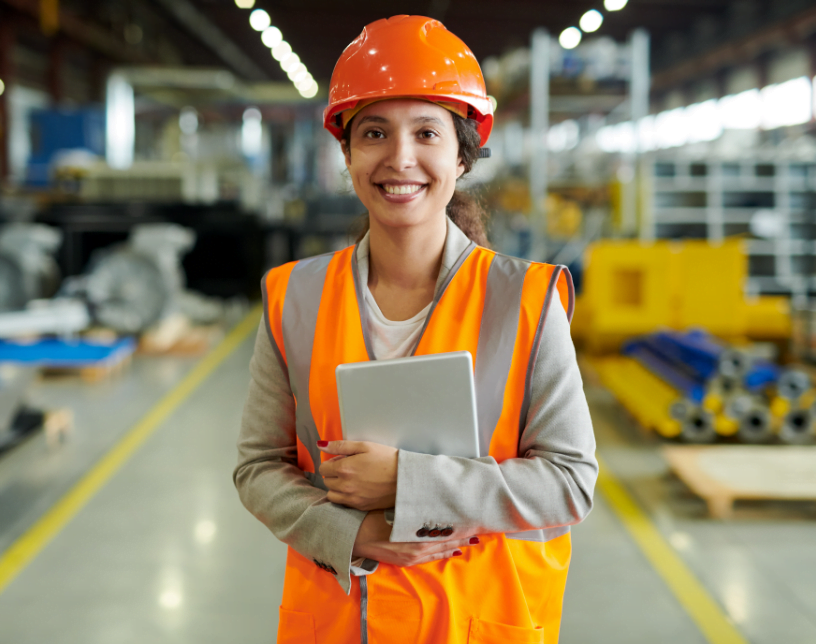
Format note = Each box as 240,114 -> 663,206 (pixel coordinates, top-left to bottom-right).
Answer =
26,107 -> 105,187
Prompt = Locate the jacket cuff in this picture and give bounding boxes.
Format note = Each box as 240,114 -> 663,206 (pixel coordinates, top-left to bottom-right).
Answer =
390,449 -> 473,543
312,505 -> 367,595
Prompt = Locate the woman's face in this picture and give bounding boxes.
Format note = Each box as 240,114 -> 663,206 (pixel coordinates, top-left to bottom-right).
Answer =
344,99 -> 464,233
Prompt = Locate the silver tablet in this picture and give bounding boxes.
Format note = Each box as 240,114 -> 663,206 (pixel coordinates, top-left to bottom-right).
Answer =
336,351 -> 480,458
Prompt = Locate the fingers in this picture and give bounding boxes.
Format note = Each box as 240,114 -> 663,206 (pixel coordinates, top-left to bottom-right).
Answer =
317,440 -> 368,456
407,547 -> 465,567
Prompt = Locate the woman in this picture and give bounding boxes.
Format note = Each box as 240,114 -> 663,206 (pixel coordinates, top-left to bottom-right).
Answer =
235,15 -> 597,644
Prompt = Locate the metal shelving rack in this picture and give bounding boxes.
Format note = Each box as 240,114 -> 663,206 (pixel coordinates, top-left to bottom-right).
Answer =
646,158 -> 816,303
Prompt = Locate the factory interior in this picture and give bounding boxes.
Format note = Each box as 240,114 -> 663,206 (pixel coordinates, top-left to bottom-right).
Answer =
1,1 -> 816,643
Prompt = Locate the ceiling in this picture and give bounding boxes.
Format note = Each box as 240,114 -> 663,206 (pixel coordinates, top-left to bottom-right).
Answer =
185,0 -> 741,83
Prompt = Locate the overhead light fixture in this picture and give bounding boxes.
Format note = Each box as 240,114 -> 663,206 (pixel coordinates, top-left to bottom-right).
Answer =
299,82 -> 318,99
604,0 -> 628,10
559,27 -> 582,50
280,52 -> 300,72
261,26 -> 282,48
249,9 -> 271,31
0,78 -> 5,96
719,89 -> 762,130
234,0 -> 255,7
288,63 -> 307,81
295,75 -> 313,91
579,10 -> 604,33
242,107 -> 263,157
272,41 -> 292,62
761,77 -> 812,129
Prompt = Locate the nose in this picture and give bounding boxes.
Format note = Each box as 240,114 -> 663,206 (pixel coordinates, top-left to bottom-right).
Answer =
384,132 -> 417,172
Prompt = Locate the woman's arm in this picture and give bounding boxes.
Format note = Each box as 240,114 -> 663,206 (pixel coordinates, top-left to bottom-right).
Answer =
233,323 -> 368,594
387,294 -> 597,541
234,324 -> 477,589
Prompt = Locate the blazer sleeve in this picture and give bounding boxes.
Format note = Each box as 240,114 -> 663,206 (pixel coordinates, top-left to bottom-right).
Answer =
233,322 -> 367,594
389,294 -> 598,542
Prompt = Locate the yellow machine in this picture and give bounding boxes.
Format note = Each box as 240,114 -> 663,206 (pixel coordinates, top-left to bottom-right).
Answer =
573,239 -> 791,352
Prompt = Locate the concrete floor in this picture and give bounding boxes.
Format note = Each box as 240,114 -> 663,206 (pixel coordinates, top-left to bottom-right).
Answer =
0,327 -> 814,643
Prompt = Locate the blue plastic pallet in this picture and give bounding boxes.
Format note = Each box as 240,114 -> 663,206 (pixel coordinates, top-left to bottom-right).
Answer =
0,337 -> 136,368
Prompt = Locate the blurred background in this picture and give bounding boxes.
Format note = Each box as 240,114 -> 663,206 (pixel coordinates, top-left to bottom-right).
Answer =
0,1 -> 815,643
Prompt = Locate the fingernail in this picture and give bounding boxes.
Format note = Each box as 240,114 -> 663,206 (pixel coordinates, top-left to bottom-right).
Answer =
317,440 -> 329,447
469,537 -> 479,545
453,550 -> 463,556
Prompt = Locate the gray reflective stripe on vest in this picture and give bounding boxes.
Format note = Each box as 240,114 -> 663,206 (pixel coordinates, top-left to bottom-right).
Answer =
281,253 -> 334,489
351,248 -> 377,361
507,525 -> 570,543
518,265 -> 574,436
474,254 -> 528,457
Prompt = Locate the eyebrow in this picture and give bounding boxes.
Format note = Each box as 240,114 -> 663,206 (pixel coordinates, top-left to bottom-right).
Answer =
355,114 -> 447,129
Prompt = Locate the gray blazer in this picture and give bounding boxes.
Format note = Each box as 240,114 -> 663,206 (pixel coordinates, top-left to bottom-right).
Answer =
234,222 -> 598,594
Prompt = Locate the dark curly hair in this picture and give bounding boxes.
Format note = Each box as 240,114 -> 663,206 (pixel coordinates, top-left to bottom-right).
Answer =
341,112 -> 490,247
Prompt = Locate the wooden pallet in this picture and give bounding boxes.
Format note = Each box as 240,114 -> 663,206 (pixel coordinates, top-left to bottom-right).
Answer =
138,315 -> 223,356
663,445 -> 816,518
43,352 -> 133,382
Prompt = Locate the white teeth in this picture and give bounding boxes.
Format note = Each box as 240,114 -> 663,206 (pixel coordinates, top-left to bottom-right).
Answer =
383,184 -> 422,195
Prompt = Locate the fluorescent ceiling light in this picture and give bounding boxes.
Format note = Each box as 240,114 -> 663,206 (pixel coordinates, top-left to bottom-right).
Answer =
559,27 -> 582,50
579,10 -> 603,33
655,108 -> 689,148
272,41 -> 292,61
235,0 -> 255,8
761,77 -> 811,129
261,26 -> 282,48
295,76 -> 313,91
281,52 -> 300,72
604,0 -> 628,10
719,89 -> 762,129
249,9 -> 271,31
300,82 -> 318,99
686,99 -> 722,143
291,66 -> 308,83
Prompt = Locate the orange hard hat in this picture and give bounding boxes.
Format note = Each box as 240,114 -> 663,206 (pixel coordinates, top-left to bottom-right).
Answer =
323,15 -> 493,146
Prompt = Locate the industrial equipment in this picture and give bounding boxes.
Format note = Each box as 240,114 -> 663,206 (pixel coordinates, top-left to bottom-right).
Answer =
66,224 -> 196,334
602,330 -> 816,444
0,224 -> 62,312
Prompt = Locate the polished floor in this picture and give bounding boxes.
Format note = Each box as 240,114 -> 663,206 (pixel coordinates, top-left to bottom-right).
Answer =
0,321 -> 814,643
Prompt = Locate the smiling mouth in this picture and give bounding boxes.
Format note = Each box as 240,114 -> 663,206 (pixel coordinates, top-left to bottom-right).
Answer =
380,184 -> 425,195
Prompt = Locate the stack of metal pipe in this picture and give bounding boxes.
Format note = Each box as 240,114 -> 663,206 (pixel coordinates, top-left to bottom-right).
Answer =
621,330 -> 815,444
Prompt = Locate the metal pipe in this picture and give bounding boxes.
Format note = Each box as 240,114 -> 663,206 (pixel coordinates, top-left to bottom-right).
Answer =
529,28 -> 549,262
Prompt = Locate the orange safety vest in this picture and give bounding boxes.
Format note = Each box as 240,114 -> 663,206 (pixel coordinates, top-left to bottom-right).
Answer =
264,240 -> 575,644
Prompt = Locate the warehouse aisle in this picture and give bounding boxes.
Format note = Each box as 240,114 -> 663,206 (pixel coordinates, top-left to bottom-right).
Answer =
0,319 -> 813,643
0,329 -> 286,644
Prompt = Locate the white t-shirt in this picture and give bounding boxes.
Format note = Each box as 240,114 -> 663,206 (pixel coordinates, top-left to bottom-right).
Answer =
363,284 -> 431,360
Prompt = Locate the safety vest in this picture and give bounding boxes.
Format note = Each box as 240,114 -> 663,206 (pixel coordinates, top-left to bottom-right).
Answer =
264,240 -> 575,644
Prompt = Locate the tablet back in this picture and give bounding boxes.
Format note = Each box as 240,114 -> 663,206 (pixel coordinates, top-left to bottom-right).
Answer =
336,351 -> 479,458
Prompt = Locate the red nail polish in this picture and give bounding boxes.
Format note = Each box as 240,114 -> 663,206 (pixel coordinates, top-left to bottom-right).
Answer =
453,550 -> 463,556
317,440 -> 329,447
469,537 -> 479,545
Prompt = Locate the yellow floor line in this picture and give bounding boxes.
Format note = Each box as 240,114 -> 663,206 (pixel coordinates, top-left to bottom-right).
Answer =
0,305 -> 262,595
597,454 -> 748,644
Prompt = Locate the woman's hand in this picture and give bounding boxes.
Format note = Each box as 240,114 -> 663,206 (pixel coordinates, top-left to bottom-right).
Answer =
318,440 -> 398,511
352,511 -> 479,567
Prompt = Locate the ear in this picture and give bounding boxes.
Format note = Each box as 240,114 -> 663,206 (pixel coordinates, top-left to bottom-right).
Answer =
341,140 -> 352,168
456,155 -> 466,179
